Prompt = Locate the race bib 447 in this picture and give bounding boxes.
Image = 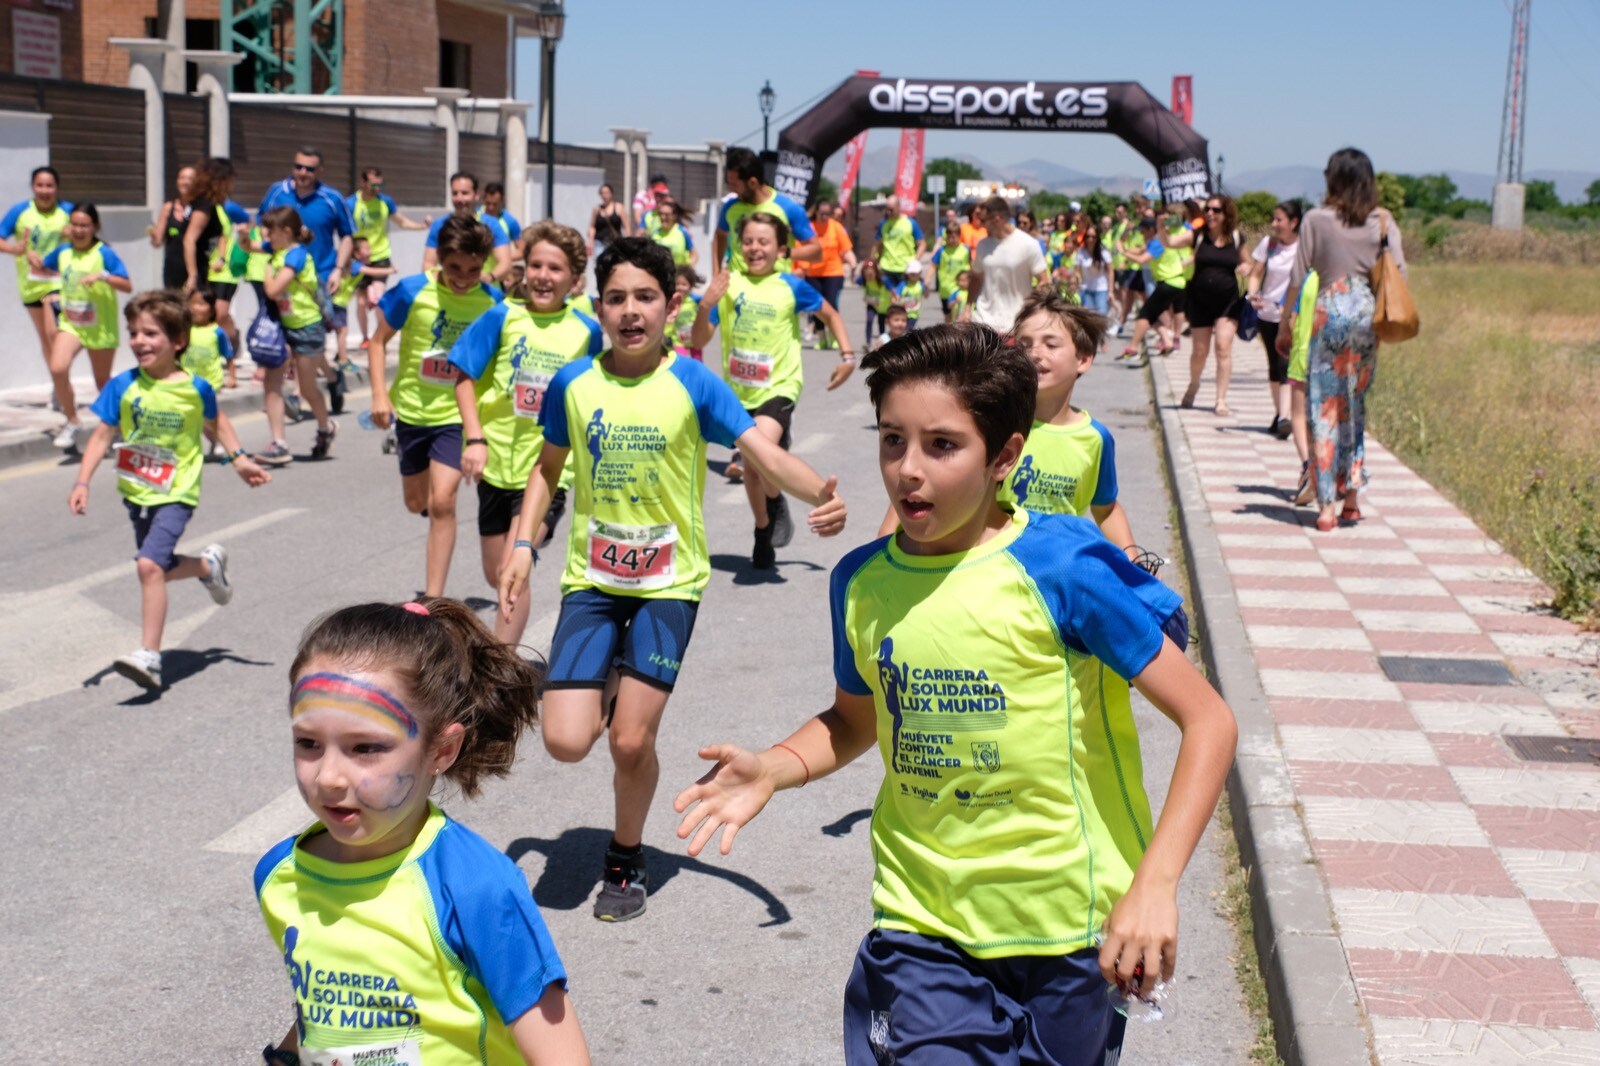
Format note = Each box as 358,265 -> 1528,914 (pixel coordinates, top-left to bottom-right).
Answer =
586,518 -> 678,591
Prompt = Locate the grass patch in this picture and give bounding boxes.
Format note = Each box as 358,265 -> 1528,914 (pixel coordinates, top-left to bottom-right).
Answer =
1368,261 -> 1600,627
1217,800 -> 1286,1066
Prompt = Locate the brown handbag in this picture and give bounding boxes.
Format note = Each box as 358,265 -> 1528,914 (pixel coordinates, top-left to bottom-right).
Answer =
1370,211 -> 1419,343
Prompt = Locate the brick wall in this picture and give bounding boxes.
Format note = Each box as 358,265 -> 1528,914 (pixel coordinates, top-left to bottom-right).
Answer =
437,0 -> 505,99
345,0 -> 438,95
79,0 -> 155,87
1,0 -> 87,81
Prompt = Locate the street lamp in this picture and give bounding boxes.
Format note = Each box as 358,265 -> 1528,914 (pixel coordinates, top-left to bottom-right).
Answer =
535,0 -> 565,219
759,80 -> 776,153
1215,152 -> 1225,195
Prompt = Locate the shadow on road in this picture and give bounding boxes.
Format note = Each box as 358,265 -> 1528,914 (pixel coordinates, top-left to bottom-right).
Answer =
81,646 -> 274,705
820,808 -> 871,838
506,827 -> 792,927
1224,502 -> 1308,527
709,553 -> 824,586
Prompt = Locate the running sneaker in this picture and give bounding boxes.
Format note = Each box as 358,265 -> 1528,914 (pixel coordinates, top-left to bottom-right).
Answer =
328,368 -> 346,415
382,427 -> 397,455
1274,418 -> 1294,441
311,420 -> 338,460
284,393 -> 307,423
113,648 -> 162,691
199,543 -> 233,605
52,423 -> 78,450
255,441 -> 294,467
593,848 -> 648,922
767,494 -> 794,549
751,527 -> 776,570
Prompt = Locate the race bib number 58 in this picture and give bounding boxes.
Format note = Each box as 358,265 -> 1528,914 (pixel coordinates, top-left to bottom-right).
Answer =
586,518 -> 677,591
728,347 -> 774,387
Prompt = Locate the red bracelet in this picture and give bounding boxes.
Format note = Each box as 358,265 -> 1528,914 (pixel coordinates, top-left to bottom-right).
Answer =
774,743 -> 810,787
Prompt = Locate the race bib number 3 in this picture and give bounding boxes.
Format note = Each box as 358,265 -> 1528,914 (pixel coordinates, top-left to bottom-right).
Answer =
419,349 -> 456,386
115,443 -> 177,493
728,347 -> 774,386
586,518 -> 678,591
513,369 -> 553,419
301,1040 -> 422,1066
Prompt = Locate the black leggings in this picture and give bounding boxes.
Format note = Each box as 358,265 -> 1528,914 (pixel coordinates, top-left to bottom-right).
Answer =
1137,282 -> 1185,324
1259,319 -> 1288,384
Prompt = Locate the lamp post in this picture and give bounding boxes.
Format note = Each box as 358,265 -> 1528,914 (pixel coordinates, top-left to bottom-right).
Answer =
759,80 -> 775,153
1215,152 -> 1225,195
535,0 -> 565,219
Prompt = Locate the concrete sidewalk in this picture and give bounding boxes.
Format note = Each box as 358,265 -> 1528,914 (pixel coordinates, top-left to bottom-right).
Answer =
1150,340 -> 1600,1065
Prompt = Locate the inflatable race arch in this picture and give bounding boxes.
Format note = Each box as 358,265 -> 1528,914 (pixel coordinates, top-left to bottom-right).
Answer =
772,75 -> 1213,206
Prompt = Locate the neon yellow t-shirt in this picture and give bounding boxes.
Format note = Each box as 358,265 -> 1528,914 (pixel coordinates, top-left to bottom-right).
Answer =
182,324 -> 233,391
884,276 -> 926,319
348,191 -> 397,262
649,223 -> 694,266
566,292 -> 596,319
255,805 -> 567,1066
830,508 -> 1182,958
864,278 -> 891,315
1150,233 -> 1187,288
997,413 -> 1119,517
244,226 -> 271,283
539,351 -> 756,601
89,368 -> 217,508
1288,270 -> 1320,384
717,188 -> 815,273
43,240 -> 129,350
2,198 -> 73,303
208,203 -> 248,285
450,301 -> 603,490
875,215 -> 924,274
708,270 -> 823,408
332,261 -> 363,309
269,245 -> 323,330
933,243 -> 971,300
377,271 -> 503,427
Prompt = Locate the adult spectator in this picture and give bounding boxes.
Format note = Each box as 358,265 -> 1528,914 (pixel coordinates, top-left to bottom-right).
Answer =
633,173 -> 670,233
1182,194 -> 1247,417
966,195 -> 1048,330
1073,220 -> 1113,319
1,165 -> 72,395
874,196 -> 926,284
714,147 -> 819,271
588,182 -> 626,258
480,182 -> 524,254
258,146 -> 355,292
147,164 -> 197,289
801,198 -> 855,346
958,206 -> 986,251
347,166 -> 426,340
1245,199 -> 1303,440
1283,147 -> 1406,533
183,158 -> 251,357
1015,210 -> 1048,258
422,171 -> 512,284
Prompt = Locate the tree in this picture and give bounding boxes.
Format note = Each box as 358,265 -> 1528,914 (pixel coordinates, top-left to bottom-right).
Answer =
1376,171 -> 1407,219
1393,172 -> 1458,216
924,157 -> 983,194
1235,190 -> 1278,229
1081,188 -> 1120,222
814,177 -> 840,205
1524,179 -> 1561,212
1587,178 -> 1600,207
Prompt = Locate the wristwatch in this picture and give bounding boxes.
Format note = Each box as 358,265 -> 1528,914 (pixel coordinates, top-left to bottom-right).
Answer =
464,437 -> 488,447
839,350 -> 856,363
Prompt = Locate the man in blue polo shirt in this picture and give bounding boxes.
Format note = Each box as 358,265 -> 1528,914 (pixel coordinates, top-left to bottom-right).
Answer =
258,145 -> 355,291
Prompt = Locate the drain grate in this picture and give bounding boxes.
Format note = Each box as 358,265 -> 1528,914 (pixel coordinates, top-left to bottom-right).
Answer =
1378,656 -> 1517,686
1506,735 -> 1600,764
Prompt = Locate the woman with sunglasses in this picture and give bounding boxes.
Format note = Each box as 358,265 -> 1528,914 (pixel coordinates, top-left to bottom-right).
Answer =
1180,195 -> 1246,416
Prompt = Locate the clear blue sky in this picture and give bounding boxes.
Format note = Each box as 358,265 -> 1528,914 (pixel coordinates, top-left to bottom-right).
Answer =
515,0 -> 1600,185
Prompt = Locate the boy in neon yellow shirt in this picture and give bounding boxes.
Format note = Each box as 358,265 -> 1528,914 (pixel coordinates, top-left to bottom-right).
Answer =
497,237 -> 848,924
675,322 -> 1236,1065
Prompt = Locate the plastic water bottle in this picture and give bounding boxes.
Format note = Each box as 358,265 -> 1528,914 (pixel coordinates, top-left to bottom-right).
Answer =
1108,975 -> 1176,1023
358,411 -> 380,430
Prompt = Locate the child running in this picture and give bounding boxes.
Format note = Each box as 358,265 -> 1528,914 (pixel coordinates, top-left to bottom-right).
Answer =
256,597 -> 589,1064
183,287 -> 234,393
498,237 -> 848,922
257,206 -> 339,463
67,291 -> 270,691
675,322 -> 1236,1066
451,221 -> 602,646
665,264 -> 704,362
45,203 -> 132,449
689,213 -> 855,569
367,216 -> 502,597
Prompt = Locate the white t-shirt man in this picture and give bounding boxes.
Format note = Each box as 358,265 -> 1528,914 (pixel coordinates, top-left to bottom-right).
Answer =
971,228 -> 1049,330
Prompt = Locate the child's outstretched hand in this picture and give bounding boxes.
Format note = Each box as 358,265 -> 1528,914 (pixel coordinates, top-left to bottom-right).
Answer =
1097,878 -> 1178,997
68,482 -> 89,515
826,358 -> 855,391
808,476 -> 846,536
234,456 -> 272,487
674,744 -> 775,857
702,268 -> 732,307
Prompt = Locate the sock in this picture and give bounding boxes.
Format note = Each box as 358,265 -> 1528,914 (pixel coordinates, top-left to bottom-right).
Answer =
608,838 -> 643,858
754,522 -> 773,541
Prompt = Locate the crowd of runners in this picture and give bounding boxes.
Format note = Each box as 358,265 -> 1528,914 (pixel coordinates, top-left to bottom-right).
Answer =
2,138 -> 1404,1065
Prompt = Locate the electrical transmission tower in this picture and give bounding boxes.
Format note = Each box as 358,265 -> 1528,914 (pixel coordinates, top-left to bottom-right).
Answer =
1493,0 -> 1531,228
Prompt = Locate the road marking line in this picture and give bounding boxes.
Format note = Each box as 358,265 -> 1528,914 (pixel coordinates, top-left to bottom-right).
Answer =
792,431 -> 834,454
54,507 -> 306,595
204,786 -> 310,855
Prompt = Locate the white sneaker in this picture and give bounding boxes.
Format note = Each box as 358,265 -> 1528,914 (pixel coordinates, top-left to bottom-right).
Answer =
113,647 -> 162,690
199,543 -> 232,605
53,423 -> 78,450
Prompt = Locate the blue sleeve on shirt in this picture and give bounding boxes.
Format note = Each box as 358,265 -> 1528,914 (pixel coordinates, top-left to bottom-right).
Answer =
381,193 -> 398,214
502,212 -> 523,242
910,220 -> 925,241
707,299 -> 721,328
931,247 -> 944,267
90,368 -> 138,427
784,273 -> 824,312
829,540 -> 885,695
680,225 -> 694,250
448,302 -> 510,380
224,200 -> 250,224
1146,239 -> 1165,258
0,201 -> 25,237
484,215 -> 510,248
377,273 -> 428,331
875,220 -> 886,240
716,199 -> 732,233
668,356 -> 756,447
1090,419 -> 1118,507
344,193 -> 359,214
420,820 -> 568,1025
99,244 -> 130,278
327,187 -> 355,237
1008,514 -> 1178,681
193,375 -> 219,420
253,834 -> 298,898
574,310 -> 604,355
41,246 -> 63,270
780,195 -> 816,241
425,215 -> 445,249
216,326 -> 235,362
539,359 -> 590,448
284,246 -> 309,273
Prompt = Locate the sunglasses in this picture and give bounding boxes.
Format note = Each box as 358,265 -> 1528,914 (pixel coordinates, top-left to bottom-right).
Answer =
1205,205 -> 1224,213
293,163 -> 320,173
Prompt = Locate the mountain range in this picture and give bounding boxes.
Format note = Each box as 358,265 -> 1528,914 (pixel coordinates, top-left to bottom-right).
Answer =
824,146 -> 1598,204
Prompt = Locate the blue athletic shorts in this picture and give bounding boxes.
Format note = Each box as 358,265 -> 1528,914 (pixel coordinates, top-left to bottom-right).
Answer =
124,500 -> 195,572
393,418 -> 461,477
546,588 -> 699,692
843,929 -> 1126,1066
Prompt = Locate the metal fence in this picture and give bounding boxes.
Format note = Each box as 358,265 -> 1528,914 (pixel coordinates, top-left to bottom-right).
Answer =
0,73 -> 148,205
458,132 -> 504,189
229,103 -> 446,205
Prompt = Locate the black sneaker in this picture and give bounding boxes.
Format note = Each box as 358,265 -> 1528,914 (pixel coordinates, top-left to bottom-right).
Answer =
311,420 -> 338,460
752,526 -> 776,570
767,494 -> 793,548
328,368 -> 346,415
1274,417 -> 1294,440
594,847 -> 647,922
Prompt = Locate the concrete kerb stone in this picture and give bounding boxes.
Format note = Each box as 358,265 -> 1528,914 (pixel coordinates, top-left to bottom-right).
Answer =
1146,356 -> 1374,1066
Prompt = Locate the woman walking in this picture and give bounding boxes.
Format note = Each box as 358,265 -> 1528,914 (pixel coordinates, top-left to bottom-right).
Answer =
588,183 -> 626,260
1283,148 -> 1406,533
1182,195 -> 1247,416
148,165 -> 198,290
1245,200 -> 1303,440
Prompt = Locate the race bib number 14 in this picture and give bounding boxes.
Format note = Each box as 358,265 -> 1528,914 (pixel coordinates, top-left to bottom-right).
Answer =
419,349 -> 457,386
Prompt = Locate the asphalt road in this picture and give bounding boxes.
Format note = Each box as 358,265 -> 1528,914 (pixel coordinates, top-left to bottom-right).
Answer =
0,288 -> 1253,1063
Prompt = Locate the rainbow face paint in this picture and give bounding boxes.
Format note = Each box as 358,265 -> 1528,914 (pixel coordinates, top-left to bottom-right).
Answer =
291,672 -> 420,739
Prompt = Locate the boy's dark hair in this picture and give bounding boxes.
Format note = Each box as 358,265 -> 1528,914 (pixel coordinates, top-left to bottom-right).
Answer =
675,263 -> 703,287
361,166 -> 383,181
725,147 -> 761,183
979,195 -> 1012,221
1012,289 -> 1109,357
296,146 -> 323,164
884,304 -> 909,320
862,322 -> 1036,462
483,181 -> 505,197
435,215 -> 494,261
595,236 -> 675,298
260,205 -> 312,245
449,170 -> 480,191
736,211 -> 789,248
521,219 -> 587,277
125,290 -> 191,345
291,597 -> 543,799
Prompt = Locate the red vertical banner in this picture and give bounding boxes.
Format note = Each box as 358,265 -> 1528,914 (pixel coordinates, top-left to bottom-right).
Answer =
838,131 -> 870,209
1171,75 -> 1193,125
892,129 -> 925,211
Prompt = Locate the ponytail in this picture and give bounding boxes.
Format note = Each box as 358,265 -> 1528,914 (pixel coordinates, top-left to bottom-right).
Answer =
290,597 -> 543,798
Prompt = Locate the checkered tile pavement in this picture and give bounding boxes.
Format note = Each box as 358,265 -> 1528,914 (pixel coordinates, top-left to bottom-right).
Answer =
1156,349 -> 1600,1063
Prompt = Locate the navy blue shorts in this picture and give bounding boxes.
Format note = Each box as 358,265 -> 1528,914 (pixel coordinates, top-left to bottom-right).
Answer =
284,321 -> 327,357
394,418 -> 461,477
546,588 -> 699,692
124,500 -> 195,572
843,930 -> 1126,1066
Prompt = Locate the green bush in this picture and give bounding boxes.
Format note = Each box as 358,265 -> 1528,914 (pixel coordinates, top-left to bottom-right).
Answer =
1235,190 -> 1277,229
